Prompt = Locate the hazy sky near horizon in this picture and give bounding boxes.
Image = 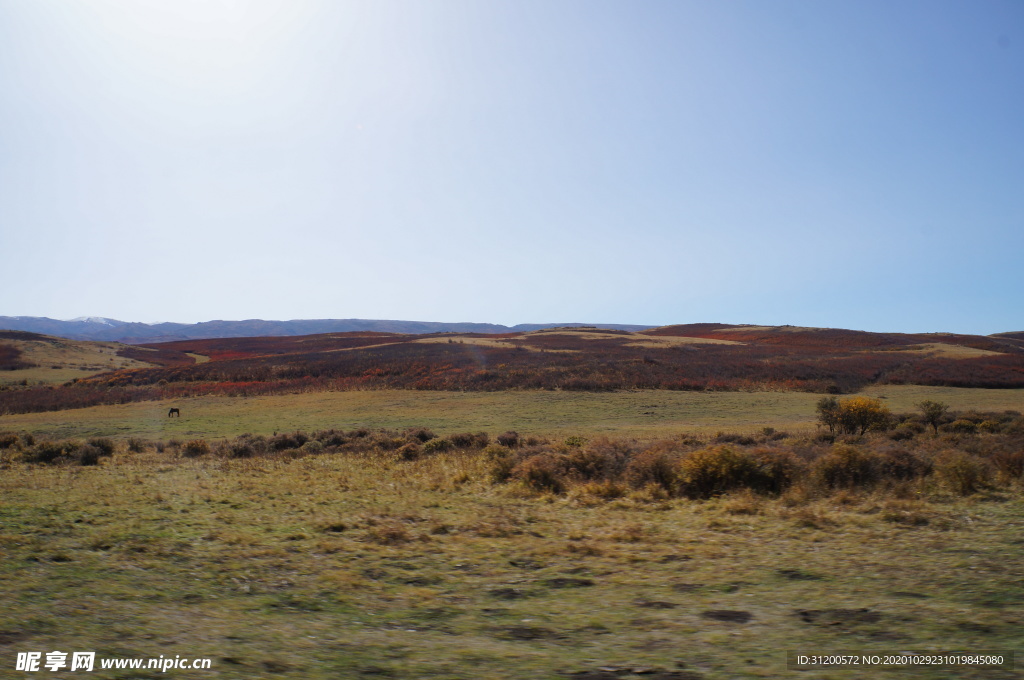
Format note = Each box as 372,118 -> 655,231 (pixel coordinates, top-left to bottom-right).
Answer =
1,0 -> 1022,334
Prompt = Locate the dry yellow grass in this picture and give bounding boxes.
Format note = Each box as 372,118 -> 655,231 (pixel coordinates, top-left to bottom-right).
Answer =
0,336 -> 157,386
1,444 -> 1021,679
623,336 -> 743,348
876,342 -> 1004,358
413,336 -> 520,349
411,330 -> 746,352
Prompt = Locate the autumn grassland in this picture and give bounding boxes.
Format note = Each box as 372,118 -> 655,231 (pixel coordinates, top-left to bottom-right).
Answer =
1,325 -> 1023,678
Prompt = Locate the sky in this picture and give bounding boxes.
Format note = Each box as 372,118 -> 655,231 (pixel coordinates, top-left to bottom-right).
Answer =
1,0 -> 1022,334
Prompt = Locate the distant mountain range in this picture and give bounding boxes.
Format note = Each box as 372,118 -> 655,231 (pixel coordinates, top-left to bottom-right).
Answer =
0,316 -> 654,344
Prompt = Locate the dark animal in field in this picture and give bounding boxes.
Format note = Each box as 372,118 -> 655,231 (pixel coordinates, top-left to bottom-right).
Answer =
168,408 -> 180,417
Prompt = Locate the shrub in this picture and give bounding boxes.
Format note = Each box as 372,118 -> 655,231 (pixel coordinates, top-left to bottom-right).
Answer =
224,441 -> 255,458
565,438 -> 631,481
679,446 -> 760,499
563,435 -> 588,449
77,445 -> 103,466
813,445 -> 882,489
486,445 -> 516,483
239,434 -> 269,454
397,442 -> 421,461
317,430 -> 349,448
935,451 -> 990,495
1004,417 -> 1024,437
713,432 -> 756,446
29,440 -> 79,464
271,432 -> 302,451
878,449 -> 931,481
449,432 -> 489,449
893,419 -> 924,436
749,448 -> 805,494
300,440 -> 324,455
422,438 -> 452,454
182,439 -> 210,457
564,447 -> 610,481
484,443 -> 512,460
373,435 -> 405,451
407,427 -> 436,443
497,431 -> 521,448
86,437 -> 116,456
625,450 -> 679,494
888,425 -> 917,441
990,450 -> 1024,481
978,420 -> 1002,433
0,432 -> 20,449
126,437 -> 146,453
943,419 -> 978,435
514,453 -> 567,493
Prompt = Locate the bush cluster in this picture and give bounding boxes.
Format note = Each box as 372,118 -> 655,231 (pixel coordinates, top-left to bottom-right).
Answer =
2,437 -> 117,466
2,407 -> 1020,500
476,408 -> 1023,498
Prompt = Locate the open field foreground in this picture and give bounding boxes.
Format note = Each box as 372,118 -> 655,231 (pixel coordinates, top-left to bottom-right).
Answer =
1,386 -> 1023,443
4,405 -> 1024,680
2,436 -> 1023,680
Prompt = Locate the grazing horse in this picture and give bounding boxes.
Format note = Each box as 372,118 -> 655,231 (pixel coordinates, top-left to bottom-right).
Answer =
168,408 -> 180,418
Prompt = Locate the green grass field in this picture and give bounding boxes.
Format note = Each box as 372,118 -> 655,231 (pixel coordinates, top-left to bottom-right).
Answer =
3,386 -> 1023,678
2,385 -> 1022,442
1,448 -> 1021,679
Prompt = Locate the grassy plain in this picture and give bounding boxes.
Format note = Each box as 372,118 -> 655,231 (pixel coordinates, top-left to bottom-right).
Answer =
2,448 -> 1023,680
1,385 -> 1022,442
2,386 -> 1023,678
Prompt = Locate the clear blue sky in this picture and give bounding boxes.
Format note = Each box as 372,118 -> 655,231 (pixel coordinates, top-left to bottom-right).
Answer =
1,0 -> 1021,333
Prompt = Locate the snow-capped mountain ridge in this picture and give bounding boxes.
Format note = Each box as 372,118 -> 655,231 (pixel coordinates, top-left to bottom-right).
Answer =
68,317 -> 122,326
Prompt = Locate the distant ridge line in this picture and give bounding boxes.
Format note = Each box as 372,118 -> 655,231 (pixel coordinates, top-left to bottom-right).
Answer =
0,316 -> 655,344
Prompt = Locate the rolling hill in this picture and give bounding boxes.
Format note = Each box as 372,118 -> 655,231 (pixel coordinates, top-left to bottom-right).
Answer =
2,323 -> 1023,416
0,330 -> 172,387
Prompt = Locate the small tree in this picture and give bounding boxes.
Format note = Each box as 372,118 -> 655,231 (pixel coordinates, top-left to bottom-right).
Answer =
816,396 -> 841,434
817,396 -> 891,435
837,396 -> 892,435
917,400 -> 949,434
